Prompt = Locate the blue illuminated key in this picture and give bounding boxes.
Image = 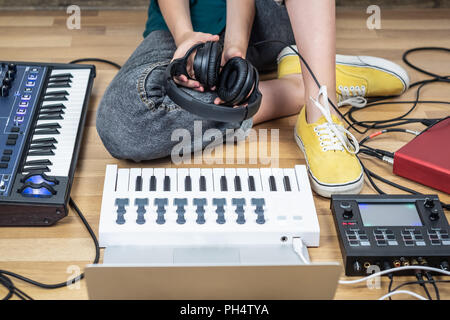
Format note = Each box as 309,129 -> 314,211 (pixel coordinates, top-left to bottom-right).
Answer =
24,175 -> 56,186
21,186 -> 52,198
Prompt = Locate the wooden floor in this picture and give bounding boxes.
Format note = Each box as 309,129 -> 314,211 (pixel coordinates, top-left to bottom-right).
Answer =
0,8 -> 449,300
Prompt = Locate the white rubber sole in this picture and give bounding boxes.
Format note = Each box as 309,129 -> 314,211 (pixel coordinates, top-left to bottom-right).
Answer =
294,128 -> 364,198
336,54 -> 410,93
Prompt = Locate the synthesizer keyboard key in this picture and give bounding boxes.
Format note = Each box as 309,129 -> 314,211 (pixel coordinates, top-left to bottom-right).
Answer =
31,137 -> 57,144
189,168 -> 201,192
248,176 -> 256,191
271,168 -> 285,192
176,168 -> 188,192
135,176 -> 142,192
165,168 -> 177,192
163,176 -> 170,191
128,168 -> 141,192
236,168 -> 249,192
21,165 -> 50,172
49,73 -> 73,79
153,168 -> 165,191
283,176 -> 291,191
220,176 -> 228,191
247,168 -> 262,191
28,150 -> 54,156
29,143 -> 56,150
234,176 -> 242,191
269,175 -> 277,191
116,169 -> 130,192
259,168 -> 271,191
212,168 -> 225,192
200,168 -> 213,192
199,175 -> 207,191
141,168 -> 153,192
224,168 -> 236,191
283,168 -> 299,191
184,176 -> 192,191
149,175 -> 157,191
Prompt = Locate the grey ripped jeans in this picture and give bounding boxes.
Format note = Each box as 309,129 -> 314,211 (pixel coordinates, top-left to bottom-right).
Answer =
96,0 -> 294,162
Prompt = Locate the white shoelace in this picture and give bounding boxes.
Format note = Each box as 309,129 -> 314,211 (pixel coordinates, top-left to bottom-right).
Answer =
337,85 -> 368,108
310,86 -> 360,154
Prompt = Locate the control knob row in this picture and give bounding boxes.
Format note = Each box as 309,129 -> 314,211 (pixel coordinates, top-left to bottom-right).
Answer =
0,63 -> 17,97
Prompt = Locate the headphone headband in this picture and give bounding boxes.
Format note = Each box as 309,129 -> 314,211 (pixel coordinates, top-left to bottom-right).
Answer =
165,42 -> 262,123
169,42 -> 205,79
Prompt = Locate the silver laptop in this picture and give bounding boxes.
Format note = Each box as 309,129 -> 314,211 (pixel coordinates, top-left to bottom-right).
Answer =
85,245 -> 342,300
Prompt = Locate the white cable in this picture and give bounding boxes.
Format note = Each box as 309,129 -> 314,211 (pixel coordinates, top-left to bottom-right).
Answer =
339,266 -> 450,285
378,290 -> 428,301
292,237 -> 310,265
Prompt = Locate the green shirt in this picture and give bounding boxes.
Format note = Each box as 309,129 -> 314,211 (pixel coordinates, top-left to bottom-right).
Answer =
144,0 -> 227,38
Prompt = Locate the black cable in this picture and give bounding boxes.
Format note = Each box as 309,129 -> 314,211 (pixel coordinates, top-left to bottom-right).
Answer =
425,272 -> 440,300
390,279 -> 450,299
403,47 -> 450,79
358,126 -> 450,209
347,84 -> 449,133
415,271 -> 433,300
346,47 -> 449,133
0,274 -> 15,300
386,267 -> 394,301
0,198 -> 99,300
69,58 -> 122,70
365,163 -> 450,210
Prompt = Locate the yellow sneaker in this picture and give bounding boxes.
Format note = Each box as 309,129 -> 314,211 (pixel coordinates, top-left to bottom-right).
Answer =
294,86 -> 364,197
277,46 -> 410,106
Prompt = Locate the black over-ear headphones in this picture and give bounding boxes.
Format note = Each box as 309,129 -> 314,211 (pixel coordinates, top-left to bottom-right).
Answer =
165,41 -> 262,123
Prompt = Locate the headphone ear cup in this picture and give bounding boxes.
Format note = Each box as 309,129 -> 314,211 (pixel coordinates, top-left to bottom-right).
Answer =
233,63 -> 255,105
217,57 -> 250,105
205,41 -> 222,89
193,44 -> 207,85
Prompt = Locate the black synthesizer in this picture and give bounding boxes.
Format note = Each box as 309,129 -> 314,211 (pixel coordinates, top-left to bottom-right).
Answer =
331,194 -> 450,276
0,61 -> 95,226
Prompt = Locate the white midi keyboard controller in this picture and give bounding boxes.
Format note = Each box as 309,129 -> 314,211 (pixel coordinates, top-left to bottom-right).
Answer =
99,165 -> 320,248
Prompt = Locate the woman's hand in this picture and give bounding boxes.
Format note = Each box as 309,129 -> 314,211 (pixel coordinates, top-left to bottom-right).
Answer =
214,0 -> 254,104
172,31 -> 220,92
